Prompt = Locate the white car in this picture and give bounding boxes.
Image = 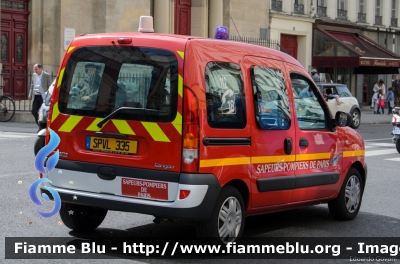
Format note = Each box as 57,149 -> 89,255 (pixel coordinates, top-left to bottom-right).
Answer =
34,79 -> 55,155
317,83 -> 361,129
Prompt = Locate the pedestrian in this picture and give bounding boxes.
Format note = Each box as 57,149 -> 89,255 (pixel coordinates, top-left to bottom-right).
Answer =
372,79 -> 385,114
325,73 -> 333,83
392,75 -> 400,106
377,89 -> 385,114
373,79 -> 386,98
310,69 -> 320,83
387,87 -> 394,114
28,63 -> 52,131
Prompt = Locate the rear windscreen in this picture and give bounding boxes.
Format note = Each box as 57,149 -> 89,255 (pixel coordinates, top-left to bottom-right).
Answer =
58,46 -> 178,122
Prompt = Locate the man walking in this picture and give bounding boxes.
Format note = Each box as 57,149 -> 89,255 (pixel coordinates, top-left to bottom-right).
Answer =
392,75 -> 400,106
310,69 -> 320,83
28,63 -> 52,130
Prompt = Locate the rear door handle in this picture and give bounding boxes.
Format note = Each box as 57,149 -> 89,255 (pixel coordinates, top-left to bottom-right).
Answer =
299,137 -> 309,147
284,138 -> 292,155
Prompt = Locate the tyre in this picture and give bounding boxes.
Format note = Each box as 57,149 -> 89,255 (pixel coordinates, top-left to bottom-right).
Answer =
196,186 -> 245,245
0,96 -> 15,122
59,203 -> 108,231
396,139 -> 400,154
350,109 -> 360,129
328,168 -> 363,220
34,136 -> 45,156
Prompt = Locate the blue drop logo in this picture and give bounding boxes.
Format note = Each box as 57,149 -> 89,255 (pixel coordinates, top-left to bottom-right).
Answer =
30,128 -> 61,218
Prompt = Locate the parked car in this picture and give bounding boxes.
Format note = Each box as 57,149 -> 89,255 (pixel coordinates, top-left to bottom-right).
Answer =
34,79 -> 55,155
316,83 -> 361,129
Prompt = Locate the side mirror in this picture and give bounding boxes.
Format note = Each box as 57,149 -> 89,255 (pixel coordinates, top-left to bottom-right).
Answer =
335,111 -> 352,127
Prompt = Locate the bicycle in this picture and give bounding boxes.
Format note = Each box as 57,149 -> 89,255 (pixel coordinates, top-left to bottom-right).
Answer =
0,86 -> 16,122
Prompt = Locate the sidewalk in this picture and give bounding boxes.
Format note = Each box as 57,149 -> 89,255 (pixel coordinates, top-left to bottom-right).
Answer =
359,107 -> 393,125
6,107 -> 394,126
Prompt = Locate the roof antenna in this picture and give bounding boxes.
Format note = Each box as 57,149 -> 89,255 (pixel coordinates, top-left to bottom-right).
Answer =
230,16 -> 242,41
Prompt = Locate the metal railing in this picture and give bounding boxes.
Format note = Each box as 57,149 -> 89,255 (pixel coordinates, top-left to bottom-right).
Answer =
317,6 -> 327,17
271,0 -> 282,12
337,9 -> 347,20
294,3 -> 304,14
0,71 -> 56,111
391,18 -> 398,27
229,36 -> 281,51
375,15 -> 382,25
358,13 -> 366,23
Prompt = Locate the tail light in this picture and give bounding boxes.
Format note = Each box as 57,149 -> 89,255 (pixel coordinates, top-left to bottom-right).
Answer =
179,190 -> 191,200
182,87 -> 199,172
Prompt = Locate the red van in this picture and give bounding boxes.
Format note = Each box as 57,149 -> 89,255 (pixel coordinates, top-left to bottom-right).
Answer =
41,18 -> 366,244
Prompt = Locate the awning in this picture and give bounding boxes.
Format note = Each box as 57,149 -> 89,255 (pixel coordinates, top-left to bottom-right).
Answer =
313,29 -> 400,74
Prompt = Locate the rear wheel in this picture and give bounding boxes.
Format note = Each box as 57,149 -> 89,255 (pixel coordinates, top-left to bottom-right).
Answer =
0,96 -> 15,122
59,203 -> 108,231
328,168 -> 363,220
350,109 -> 360,129
196,186 -> 245,245
396,139 -> 400,154
34,136 -> 45,156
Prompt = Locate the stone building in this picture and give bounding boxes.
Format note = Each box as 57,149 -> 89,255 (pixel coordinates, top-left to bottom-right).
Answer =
1,0 -> 272,99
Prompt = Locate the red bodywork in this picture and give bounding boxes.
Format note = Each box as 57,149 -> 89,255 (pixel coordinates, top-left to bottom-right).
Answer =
48,32 -> 366,216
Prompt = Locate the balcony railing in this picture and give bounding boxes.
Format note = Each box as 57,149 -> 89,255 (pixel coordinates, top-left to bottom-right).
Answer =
358,13 -> 366,23
271,0 -> 282,12
294,3 -> 304,14
317,6 -> 327,17
375,15 -> 382,25
391,18 -> 398,27
337,9 -> 347,20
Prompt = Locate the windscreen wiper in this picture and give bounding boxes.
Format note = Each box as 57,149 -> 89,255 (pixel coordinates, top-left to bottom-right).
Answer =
97,107 -> 166,128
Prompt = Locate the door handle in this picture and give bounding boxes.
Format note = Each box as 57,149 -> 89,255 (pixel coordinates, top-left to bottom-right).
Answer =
299,137 -> 309,147
284,138 -> 292,155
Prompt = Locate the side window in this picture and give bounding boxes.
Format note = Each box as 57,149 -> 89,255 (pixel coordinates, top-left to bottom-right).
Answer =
336,86 -> 352,97
205,62 -> 246,129
251,66 -> 291,130
291,73 -> 328,130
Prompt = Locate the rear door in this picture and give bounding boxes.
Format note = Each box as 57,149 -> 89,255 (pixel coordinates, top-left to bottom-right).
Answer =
48,40 -> 185,201
244,56 -> 296,207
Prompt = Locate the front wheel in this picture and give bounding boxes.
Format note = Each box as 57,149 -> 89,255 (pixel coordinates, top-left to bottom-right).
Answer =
396,139 -> 400,154
328,168 -> 363,220
59,203 -> 108,231
350,109 -> 360,129
196,186 -> 245,245
0,96 -> 15,122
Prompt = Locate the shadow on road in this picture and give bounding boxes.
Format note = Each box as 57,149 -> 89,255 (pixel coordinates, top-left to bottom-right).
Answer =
62,205 -> 400,262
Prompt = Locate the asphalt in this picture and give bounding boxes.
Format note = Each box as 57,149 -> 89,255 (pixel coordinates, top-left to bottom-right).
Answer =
0,107 -> 394,134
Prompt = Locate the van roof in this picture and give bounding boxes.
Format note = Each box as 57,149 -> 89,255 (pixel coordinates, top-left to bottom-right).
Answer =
71,32 -> 302,68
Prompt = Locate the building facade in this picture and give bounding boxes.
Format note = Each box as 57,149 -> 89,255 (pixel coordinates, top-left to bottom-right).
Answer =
1,0 -> 272,99
311,0 -> 400,105
269,0 -> 315,77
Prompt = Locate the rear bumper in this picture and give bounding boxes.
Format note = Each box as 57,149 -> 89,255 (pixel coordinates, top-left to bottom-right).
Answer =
41,173 -> 221,221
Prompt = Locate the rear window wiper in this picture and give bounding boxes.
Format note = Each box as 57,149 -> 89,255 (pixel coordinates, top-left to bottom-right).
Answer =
97,107 -> 166,128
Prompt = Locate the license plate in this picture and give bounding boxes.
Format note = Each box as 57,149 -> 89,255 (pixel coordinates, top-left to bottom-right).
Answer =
121,178 -> 168,200
393,127 -> 400,134
86,136 -> 138,154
